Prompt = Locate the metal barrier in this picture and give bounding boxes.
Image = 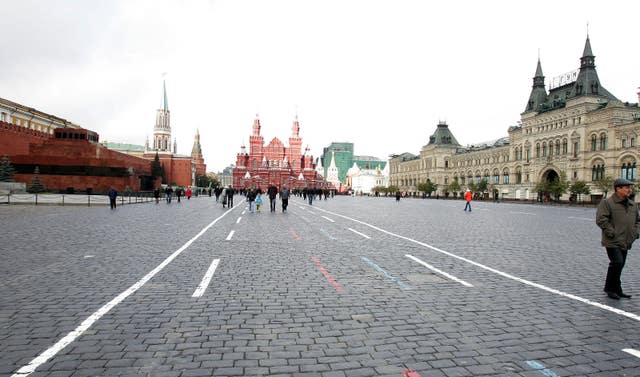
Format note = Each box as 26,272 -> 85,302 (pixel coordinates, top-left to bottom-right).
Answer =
0,192 -> 154,206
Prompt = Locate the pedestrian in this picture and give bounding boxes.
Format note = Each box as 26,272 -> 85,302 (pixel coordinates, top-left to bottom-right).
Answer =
153,187 -> 160,204
596,178 -> 639,300
267,185 -> 278,212
108,186 -> 117,210
214,187 -> 222,203
308,187 -> 314,205
464,189 -> 472,212
186,187 -> 192,200
247,188 -> 257,213
395,190 -> 401,203
256,193 -> 263,212
280,185 -> 290,212
226,186 -> 234,208
221,187 -> 227,208
165,186 -> 173,203
176,187 -> 182,203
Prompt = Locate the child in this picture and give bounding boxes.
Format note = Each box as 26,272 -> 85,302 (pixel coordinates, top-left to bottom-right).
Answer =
255,193 -> 263,212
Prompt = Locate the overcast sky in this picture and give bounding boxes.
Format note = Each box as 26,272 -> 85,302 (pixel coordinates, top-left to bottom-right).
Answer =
2,0 -> 639,172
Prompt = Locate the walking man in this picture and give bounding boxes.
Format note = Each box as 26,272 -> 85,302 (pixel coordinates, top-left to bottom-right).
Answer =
596,178 -> 639,299
226,187 -> 234,208
280,185 -> 290,212
464,189 -> 472,212
108,186 -> 118,210
267,185 -> 278,212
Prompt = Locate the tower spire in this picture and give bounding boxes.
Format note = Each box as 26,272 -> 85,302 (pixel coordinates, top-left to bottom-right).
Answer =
524,56 -> 547,112
153,75 -> 172,152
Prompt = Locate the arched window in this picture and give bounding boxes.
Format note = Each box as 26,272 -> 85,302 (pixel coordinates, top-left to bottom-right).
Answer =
536,143 -> 540,158
555,140 -> 561,155
515,167 -> 522,184
542,142 -> 547,157
562,139 -> 568,155
600,133 -> 607,151
503,169 -> 509,184
592,164 -> 605,181
591,135 -> 597,151
493,169 -> 499,184
621,162 -> 637,180
573,141 -> 579,157
632,137 -> 636,147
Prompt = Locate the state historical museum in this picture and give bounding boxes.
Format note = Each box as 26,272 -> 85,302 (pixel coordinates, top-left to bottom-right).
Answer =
232,115 -> 326,191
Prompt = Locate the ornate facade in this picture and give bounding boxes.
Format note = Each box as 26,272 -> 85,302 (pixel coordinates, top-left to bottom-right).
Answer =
232,115 -> 326,191
389,35 -> 640,200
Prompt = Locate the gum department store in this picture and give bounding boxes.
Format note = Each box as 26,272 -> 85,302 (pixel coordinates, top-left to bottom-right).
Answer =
389,35 -> 640,201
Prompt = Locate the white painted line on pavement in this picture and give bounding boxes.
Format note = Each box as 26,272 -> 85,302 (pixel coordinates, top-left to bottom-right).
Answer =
311,206 -> 640,323
11,209 -> 235,377
236,217 -> 242,224
511,211 -> 536,215
192,258 -> 220,297
406,254 -> 473,287
226,230 -> 235,240
83,255 -> 94,258
348,228 -> 370,239
321,215 -> 335,223
623,348 -> 640,359
568,216 -> 592,221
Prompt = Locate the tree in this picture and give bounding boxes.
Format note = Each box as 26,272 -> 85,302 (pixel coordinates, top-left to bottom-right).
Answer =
448,180 -> 461,198
195,173 -> 219,188
160,163 -> 167,184
387,185 -> 399,194
27,166 -> 47,193
151,152 -> 163,178
476,179 -> 488,195
569,180 -> 591,203
534,180 -> 551,201
594,176 -> 614,198
0,155 -> 16,182
549,172 -> 569,200
417,180 -> 437,197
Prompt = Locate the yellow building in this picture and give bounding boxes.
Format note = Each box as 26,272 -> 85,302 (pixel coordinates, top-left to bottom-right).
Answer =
390,35 -> 640,201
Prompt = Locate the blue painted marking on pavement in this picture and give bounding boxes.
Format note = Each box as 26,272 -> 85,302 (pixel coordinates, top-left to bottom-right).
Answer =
525,360 -> 561,377
361,256 -> 411,290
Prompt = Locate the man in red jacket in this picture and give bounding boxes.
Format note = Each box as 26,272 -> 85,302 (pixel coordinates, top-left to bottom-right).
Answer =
464,189 -> 472,212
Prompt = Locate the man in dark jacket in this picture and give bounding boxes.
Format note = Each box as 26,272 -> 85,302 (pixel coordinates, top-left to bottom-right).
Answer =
108,186 -> 118,210
596,178 -> 639,299
267,185 -> 278,212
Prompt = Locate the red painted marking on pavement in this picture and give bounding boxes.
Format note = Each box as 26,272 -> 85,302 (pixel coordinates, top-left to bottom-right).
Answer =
290,228 -> 300,240
401,369 -> 421,377
311,256 -> 344,292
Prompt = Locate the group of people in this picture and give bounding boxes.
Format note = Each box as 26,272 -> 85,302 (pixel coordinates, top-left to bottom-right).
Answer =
243,185 -> 291,213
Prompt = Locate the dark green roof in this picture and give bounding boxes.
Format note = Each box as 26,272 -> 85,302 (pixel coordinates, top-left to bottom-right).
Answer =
427,121 -> 460,146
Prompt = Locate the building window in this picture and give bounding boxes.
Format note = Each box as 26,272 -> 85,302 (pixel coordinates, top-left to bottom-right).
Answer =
622,162 -> 637,180
525,148 -> 530,162
573,142 -> 579,157
600,133 -> 607,151
503,172 -> 509,184
632,138 -> 636,147
555,140 -> 560,155
623,138 -> 627,148
562,139 -> 568,155
1,112 -> 6,122
592,165 -> 605,180
536,143 -> 540,158
493,172 -> 499,184
591,135 -> 597,151
542,143 -> 547,157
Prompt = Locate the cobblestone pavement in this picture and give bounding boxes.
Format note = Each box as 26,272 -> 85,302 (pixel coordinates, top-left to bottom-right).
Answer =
1,196 -> 640,377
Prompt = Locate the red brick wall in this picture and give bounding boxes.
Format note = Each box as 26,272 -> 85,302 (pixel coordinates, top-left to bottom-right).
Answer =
0,121 -> 52,156
2,125 -> 155,192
